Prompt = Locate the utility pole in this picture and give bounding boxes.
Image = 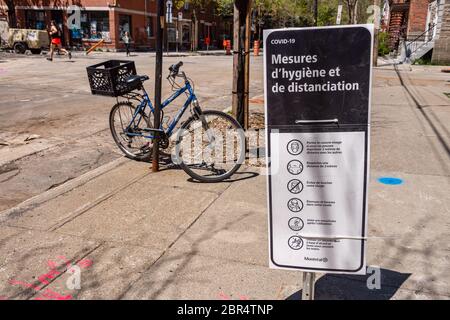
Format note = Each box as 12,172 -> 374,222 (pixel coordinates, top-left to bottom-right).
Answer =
152,0 -> 164,172
232,0 -> 252,130
313,0 -> 319,26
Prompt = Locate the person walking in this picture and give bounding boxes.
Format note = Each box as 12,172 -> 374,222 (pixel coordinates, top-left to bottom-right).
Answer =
122,31 -> 131,57
47,20 -> 71,61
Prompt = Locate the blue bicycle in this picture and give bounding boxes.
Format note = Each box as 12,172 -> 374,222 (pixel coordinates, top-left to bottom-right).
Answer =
109,61 -> 246,182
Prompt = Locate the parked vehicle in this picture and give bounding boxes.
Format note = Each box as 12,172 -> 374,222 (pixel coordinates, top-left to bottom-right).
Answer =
1,28 -> 49,54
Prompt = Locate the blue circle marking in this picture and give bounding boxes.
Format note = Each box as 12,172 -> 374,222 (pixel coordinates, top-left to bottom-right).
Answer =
378,177 -> 404,185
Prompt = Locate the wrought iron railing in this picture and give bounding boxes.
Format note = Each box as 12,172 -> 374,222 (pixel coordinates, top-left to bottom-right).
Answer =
406,23 -> 437,57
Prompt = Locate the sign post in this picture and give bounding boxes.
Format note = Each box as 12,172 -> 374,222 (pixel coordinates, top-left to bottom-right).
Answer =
152,0 -> 165,172
264,25 -> 373,299
302,272 -> 315,300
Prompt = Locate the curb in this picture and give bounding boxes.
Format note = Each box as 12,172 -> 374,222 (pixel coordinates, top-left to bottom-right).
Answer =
0,156 -> 128,223
0,138 -> 64,168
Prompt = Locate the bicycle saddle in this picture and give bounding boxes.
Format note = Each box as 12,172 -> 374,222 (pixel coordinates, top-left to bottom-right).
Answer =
125,75 -> 149,84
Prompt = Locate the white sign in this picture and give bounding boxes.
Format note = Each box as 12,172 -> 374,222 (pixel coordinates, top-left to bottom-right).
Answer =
264,26 -> 373,274
27,30 -> 38,41
269,131 -> 367,273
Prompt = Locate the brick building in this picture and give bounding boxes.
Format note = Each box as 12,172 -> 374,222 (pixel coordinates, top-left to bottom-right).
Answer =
382,0 -> 449,64
431,1 -> 450,63
0,0 -> 228,51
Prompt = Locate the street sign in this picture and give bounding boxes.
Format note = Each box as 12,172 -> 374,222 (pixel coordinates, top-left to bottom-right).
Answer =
264,25 -> 373,274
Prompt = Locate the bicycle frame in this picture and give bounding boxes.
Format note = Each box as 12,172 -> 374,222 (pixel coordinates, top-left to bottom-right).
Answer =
124,80 -> 197,140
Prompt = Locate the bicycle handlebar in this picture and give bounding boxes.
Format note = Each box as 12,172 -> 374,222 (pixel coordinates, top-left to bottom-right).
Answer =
169,61 -> 183,76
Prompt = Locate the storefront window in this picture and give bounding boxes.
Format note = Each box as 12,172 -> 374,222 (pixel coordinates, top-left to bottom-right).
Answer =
25,10 -> 46,30
119,15 -> 132,39
80,11 -> 110,41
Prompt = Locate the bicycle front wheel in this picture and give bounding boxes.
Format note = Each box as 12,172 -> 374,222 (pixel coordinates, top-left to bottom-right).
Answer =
174,110 -> 245,182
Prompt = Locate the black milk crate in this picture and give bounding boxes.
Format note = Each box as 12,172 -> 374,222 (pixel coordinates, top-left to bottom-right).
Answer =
86,60 -> 139,97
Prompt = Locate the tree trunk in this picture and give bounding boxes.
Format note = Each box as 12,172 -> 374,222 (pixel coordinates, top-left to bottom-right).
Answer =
353,0 -> 358,24
346,1 -> 352,24
232,0 -> 252,130
346,0 -> 359,24
373,0 -> 381,66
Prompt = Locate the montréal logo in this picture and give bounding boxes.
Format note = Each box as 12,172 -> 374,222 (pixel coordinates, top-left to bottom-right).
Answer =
304,257 -> 328,262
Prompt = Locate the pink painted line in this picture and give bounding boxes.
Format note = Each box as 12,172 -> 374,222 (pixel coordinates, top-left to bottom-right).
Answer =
218,292 -> 231,300
9,279 -> 41,291
77,259 -> 93,269
40,289 -> 72,300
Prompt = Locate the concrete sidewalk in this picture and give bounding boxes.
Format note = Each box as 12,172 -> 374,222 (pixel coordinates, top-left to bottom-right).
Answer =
0,62 -> 449,300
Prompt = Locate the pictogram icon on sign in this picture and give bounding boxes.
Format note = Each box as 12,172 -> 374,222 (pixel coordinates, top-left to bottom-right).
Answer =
287,139 -> 303,155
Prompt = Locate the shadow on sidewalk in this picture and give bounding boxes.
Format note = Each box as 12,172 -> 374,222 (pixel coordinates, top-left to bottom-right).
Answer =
394,64 -> 450,158
149,152 -> 261,183
286,268 -> 411,300
187,171 -> 260,183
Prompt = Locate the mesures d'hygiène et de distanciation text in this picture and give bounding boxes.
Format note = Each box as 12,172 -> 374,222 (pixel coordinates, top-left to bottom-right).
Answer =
270,54 -> 360,94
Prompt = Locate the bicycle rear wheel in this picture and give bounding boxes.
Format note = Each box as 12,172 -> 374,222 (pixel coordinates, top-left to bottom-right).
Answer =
109,101 -> 152,161
174,110 -> 245,182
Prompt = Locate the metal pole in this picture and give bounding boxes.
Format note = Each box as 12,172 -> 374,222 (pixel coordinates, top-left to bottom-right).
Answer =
302,272 -> 315,300
152,0 -> 164,172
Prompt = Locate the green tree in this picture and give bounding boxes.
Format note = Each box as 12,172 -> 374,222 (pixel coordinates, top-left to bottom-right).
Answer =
317,2 -> 337,26
216,0 -> 234,17
175,0 -> 378,28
